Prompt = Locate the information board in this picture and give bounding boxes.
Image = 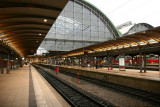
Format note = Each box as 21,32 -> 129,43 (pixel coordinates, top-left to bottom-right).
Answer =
119,58 -> 125,71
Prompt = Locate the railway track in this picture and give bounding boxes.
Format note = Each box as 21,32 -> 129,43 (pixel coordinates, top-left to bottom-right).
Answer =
38,64 -> 160,106
33,65 -> 114,107
60,69 -> 160,106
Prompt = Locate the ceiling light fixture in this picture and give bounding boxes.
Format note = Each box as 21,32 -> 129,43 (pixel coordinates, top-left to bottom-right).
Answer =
44,19 -> 47,22
39,33 -> 42,35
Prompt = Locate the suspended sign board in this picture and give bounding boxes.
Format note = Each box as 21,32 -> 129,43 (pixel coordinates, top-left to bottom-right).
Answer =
119,58 -> 125,71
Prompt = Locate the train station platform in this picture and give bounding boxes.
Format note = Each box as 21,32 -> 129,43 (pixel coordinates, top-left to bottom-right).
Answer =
0,65 -> 70,107
40,64 -> 160,94
60,65 -> 160,81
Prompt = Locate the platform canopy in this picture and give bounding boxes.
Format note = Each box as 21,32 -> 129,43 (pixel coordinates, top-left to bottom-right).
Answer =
59,26 -> 160,57
0,0 -> 69,56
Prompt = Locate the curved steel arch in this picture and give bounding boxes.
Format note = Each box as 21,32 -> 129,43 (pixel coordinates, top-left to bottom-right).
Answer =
1,29 -> 48,34
1,27 -> 49,32
0,22 -> 52,27
0,1 -> 62,11
75,0 -> 120,38
90,40 -> 122,49
125,23 -> 154,36
0,24 -> 51,30
126,36 -> 149,44
0,14 -> 56,21
3,33 -> 46,37
134,33 -> 160,42
1,31 -> 47,37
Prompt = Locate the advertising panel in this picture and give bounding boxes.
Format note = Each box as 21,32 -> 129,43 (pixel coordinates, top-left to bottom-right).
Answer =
119,57 -> 125,71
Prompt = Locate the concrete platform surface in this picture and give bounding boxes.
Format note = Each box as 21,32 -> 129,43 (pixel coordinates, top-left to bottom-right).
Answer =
53,65 -> 160,81
0,65 -> 70,107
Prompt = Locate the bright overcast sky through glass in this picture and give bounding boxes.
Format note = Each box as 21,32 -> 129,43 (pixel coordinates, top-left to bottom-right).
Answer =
86,0 -> 160,27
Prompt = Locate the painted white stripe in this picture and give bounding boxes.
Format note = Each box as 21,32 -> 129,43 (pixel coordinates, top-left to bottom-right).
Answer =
31,69 -> 48,107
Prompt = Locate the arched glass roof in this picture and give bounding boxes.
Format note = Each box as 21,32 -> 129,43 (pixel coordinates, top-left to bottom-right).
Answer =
124,23 -> 153,36
37,0 -> 120,54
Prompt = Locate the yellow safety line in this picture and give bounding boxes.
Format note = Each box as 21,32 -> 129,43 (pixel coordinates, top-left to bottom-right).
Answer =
15,71 -> 23,74
21,71 -> 24,73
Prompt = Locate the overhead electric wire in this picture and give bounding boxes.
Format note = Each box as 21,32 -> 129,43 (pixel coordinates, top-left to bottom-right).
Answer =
133,10 -> 160,22
114,1 -> 151,19
107,0 -> 132,15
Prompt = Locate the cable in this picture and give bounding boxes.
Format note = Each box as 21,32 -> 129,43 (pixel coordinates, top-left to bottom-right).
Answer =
114,1 -> 151,19
107,0 -> 132,15
133,10 -> 160,22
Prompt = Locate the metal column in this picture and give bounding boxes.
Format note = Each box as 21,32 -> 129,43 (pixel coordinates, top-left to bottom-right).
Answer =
107,55 -> 110,70
79,57 -> 82,67
135,55 -> 137,65
159,55 -> 160,77
78,57 -> 80,67
132,56 -> 134,66
0,55 -> 4,74
6,53 -> 10,74
13,57 -> 16,70
16,58 -> 18,69
90,56 -> 92,68
93,57 -> 95,68
144,53 -> 146,73
114,56 -> 116,66
140,53 -> 142,73
111,56 -> 113,69
0,56 -> 1,73
19,57 -> 23,67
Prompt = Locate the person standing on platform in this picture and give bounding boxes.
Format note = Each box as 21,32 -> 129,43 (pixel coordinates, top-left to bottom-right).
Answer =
29,61 -> 32,71
96,61 -> 98,69
87,62 -> 90,68
101,60 -> 104,68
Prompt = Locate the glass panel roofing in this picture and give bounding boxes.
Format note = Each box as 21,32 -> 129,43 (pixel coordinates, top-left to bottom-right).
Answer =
37,0 -> 119,54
